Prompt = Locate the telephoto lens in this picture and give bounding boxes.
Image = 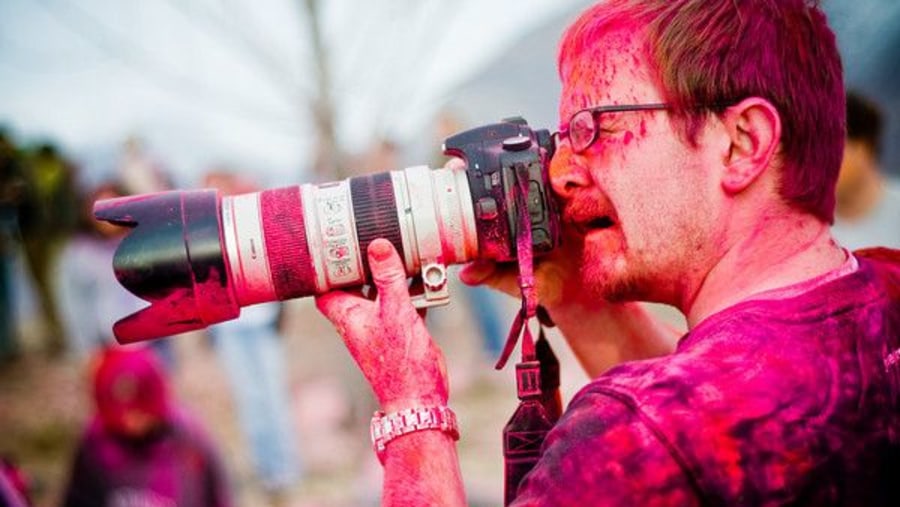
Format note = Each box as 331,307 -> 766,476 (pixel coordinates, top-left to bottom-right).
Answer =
94,118 -> 560,343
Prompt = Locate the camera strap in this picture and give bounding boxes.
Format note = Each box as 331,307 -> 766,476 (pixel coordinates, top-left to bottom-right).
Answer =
497,163 -> 562,506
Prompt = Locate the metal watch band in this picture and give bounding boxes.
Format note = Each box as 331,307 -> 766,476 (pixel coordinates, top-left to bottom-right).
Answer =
370,405 -> 460,463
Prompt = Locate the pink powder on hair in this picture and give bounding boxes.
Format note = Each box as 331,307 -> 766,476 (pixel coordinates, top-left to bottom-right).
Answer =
557,0 -> 845,222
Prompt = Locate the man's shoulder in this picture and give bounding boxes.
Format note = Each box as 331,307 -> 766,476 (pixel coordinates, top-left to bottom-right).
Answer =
541,347 -> 798,506
579,311 -> 809,404
856,247 -> 900,278
559,344 -> 866,504
579,274 -> 893,416
516,374 -> 701,506
848,249 -> 900,313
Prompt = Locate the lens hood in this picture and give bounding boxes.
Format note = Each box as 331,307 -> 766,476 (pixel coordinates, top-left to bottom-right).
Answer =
93,190 -> 240,343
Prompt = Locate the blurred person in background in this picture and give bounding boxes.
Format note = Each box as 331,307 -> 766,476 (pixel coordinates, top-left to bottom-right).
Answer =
203,169 -> 302,507
832,91 -> 900,249
56,181 -> 176,369
0,128 -> 25,363
116,136 -> 172,196
62,345 -> 232,507
354,138 -> 400,176
17,142 -> 79,356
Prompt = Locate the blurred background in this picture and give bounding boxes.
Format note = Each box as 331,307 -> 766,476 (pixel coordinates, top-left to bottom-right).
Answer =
0,1 -> 897,506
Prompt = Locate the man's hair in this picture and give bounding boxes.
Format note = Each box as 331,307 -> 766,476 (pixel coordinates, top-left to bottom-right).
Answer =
846,91 -> 884,158
559,0 -> 845,223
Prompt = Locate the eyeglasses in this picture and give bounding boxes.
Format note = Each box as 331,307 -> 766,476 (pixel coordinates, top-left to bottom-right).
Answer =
554,103 -> 671,154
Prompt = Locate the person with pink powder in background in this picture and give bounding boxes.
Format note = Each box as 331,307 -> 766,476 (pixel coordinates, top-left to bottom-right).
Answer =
315,0 -> 900,505
62,346 -> 232,507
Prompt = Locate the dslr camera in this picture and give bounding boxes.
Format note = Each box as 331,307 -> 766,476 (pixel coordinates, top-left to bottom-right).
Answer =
94,118 -> 561,343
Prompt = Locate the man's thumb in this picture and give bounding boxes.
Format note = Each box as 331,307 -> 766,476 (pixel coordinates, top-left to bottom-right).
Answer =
367,239 -> 409,299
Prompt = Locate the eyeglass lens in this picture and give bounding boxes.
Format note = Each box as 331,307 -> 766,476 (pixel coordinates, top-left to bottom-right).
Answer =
569,110 -> 596,152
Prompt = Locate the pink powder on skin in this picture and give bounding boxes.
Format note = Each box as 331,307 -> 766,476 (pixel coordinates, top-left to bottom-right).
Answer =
316,239 -> 450,412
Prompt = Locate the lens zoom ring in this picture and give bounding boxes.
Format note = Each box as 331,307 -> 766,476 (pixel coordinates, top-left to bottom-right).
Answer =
260,186 -> 317,299
350,173 -> 405,280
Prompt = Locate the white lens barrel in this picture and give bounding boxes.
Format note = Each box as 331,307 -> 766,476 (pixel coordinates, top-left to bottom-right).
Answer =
431,166 -> 479,264
222,193 -> 277,305
221,165 -> 479,304
300,181 -> 366,292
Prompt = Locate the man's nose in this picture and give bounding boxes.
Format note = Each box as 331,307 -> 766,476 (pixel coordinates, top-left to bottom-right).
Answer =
549,147 -> 591,200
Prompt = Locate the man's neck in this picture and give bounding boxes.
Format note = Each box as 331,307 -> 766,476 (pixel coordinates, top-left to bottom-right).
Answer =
682,210 -> 846,329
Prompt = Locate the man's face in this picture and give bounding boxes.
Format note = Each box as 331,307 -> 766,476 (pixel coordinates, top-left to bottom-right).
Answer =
551,30 -> 722,305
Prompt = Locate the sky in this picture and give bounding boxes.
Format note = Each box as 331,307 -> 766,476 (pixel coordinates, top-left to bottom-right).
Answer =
0,0 -> 588,188
2,0 -> 898,189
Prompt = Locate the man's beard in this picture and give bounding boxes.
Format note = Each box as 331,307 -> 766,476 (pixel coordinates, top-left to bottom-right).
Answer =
579,253 -> 647,303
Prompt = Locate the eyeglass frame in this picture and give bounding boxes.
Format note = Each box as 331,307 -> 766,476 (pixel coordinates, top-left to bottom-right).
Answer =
553,102 -> 729,154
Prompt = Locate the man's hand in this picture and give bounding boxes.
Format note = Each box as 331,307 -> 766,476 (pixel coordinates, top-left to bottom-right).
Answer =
458,233 -> 679,378
317,238 -> 466,505
458,230 -> 588,312
315,238 -> 449,412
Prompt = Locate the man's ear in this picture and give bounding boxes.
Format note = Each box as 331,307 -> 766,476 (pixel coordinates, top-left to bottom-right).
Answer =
719,97 -> 782,194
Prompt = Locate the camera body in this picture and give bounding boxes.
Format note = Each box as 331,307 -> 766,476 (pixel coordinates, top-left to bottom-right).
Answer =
447,117 -> 557,262
94,118 -> 560,343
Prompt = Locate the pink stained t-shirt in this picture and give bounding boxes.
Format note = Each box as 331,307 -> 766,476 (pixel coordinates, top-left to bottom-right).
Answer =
513,248 -> 900,506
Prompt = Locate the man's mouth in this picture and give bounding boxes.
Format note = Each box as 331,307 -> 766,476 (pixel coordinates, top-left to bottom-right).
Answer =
570,215 -> 616,235
587,216 -> 615,229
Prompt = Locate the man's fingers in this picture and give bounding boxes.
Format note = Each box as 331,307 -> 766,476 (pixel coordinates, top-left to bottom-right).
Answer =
443,157 -> 467,171
314,291 -> 369,342
458,260 -> 495,285
460,260 -> 522,298
459,258 -> 570,306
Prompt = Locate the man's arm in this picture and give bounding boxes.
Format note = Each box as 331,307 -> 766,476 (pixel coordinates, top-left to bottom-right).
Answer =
316,239 -> 466,506
382,430 -> 465,506
551,301 -> 680,378
459,256 -> 680,378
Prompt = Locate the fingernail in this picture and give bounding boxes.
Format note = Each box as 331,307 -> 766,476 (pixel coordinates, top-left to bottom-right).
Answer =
459,261 -> 489,284
369,240 -> 392,262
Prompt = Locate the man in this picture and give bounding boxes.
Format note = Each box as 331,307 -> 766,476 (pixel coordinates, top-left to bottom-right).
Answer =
832,91 -> 900,249
316,0 -> 900,505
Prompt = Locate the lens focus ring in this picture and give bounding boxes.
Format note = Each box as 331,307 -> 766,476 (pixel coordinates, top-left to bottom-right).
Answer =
350,173 -> 405,281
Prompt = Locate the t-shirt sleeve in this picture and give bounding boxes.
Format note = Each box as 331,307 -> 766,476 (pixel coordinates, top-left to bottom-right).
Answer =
511,388 -> 701,507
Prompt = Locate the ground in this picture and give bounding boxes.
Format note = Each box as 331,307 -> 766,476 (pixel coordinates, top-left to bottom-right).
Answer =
0,283 -> 593,507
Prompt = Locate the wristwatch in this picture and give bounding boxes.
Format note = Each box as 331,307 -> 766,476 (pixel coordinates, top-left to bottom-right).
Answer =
370,405 -> 460,464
